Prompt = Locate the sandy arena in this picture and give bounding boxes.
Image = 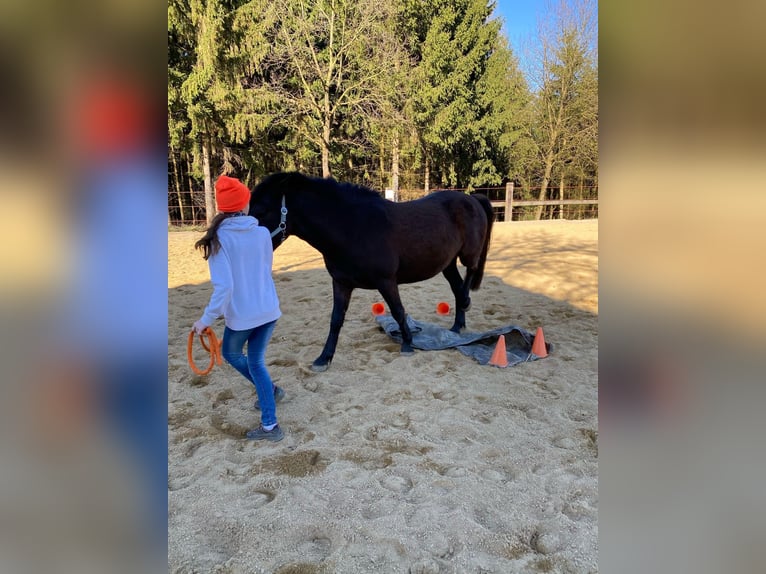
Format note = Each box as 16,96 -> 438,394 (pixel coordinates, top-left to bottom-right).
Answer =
168,219 -> 598,573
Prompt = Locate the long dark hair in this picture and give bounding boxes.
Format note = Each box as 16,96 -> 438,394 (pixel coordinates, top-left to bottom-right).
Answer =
194,211 -> 242,260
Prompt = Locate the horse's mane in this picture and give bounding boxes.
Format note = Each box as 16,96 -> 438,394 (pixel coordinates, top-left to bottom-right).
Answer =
256,172 -> 383,203
334,180 -> 383,202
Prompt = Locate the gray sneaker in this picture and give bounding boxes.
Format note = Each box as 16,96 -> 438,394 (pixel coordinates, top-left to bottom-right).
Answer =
245,424 -> 284,442
254,385 -> 285,411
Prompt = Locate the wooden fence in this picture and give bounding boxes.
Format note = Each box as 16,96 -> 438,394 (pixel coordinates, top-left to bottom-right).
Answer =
168,182 -> 598,227
490,182 -> 599,222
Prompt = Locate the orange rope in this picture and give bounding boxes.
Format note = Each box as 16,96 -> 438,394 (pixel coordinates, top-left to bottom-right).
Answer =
187,327 -> 222,375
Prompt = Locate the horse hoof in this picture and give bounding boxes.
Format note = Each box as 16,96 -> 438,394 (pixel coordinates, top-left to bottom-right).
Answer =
310,361 -> 330,373
400,346 -> 415,356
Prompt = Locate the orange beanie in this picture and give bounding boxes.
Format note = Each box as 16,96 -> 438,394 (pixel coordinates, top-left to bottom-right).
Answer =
215,176 -> 251,212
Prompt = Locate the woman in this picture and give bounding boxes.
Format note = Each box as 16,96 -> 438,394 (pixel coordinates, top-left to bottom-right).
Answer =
193,175 -> 285,441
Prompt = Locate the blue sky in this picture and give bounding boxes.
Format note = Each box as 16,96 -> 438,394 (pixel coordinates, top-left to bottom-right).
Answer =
493,0 -> 547,52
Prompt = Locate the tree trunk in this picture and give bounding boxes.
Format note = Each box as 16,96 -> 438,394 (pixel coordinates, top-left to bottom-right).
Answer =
391,131 -> 400,201
558,175 -> 565,219
322,91 -> 332,178
424,150 -> 430,194
321,122 -> 331,178
379,140 -> 386,190
171,148 -> 185,224
556,136 -> 568,220
535,151 -> 554,220
202,134 -> 215,226
185,152 -> 197,223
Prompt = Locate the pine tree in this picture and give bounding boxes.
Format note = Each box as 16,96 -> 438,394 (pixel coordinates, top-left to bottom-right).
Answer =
472,32 -> 529,187
169,0 -> 243,223
408,0 -> 526,190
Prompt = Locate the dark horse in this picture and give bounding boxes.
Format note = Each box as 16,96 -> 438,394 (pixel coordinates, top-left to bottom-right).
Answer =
249,172 -> 494,372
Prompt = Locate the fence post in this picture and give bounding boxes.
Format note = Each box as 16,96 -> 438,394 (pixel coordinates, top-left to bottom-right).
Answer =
504,182 -> 514,222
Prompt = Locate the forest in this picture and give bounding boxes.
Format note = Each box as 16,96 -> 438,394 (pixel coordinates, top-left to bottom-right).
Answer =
168,0 -> 597,223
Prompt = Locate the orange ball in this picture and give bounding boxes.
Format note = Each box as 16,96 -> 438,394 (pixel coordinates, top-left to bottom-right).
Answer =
436,301 -> 451,315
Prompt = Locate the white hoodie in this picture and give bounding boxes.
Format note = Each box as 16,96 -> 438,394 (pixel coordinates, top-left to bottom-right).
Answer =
199,215 -> 281,330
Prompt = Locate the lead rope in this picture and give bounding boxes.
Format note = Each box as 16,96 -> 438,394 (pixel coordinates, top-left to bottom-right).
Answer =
187,327 -> 222,375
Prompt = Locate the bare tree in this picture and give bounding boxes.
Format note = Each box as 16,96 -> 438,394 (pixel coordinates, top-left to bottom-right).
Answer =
262,0 -> 402,178
527,0 -> 597,219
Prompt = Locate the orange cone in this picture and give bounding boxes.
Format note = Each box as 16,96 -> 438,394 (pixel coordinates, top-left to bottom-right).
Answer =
436,301 -> 451,315
531,327 -> 548,358
488,335 -> 509,367
371,302 -> 385,316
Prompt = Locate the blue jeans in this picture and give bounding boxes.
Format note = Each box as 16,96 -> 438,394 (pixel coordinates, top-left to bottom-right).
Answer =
221,320 -> 278,427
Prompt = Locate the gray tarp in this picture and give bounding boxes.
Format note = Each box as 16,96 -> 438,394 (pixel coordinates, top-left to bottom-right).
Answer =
375,315 -> 552,367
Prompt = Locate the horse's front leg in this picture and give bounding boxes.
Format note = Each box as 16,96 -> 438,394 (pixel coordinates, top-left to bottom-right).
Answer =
378,280 -> 414,355
312,280 -> 353,372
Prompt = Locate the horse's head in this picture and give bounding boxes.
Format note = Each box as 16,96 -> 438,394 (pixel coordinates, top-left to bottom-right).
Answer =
249,172 -> 306,249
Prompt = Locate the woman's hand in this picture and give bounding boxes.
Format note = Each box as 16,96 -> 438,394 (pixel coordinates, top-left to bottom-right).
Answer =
192,320 -> 207,334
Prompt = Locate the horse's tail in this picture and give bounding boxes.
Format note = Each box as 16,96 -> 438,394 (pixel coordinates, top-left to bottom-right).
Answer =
470,193 -> 494,291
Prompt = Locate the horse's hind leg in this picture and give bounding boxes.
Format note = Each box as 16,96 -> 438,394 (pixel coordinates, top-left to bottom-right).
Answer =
312,280 -> 353,372
442,260 -> 473,333
378,280 -> 415,355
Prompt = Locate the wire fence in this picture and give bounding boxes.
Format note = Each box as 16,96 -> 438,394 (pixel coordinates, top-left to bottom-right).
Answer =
168,185 -> 598,227
168,189 -> 209,227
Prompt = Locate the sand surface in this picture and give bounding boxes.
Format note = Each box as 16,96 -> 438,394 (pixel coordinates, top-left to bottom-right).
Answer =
168,219 -> 598,573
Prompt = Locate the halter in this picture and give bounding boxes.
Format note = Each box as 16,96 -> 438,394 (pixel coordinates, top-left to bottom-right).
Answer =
269,196 -> 288,244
